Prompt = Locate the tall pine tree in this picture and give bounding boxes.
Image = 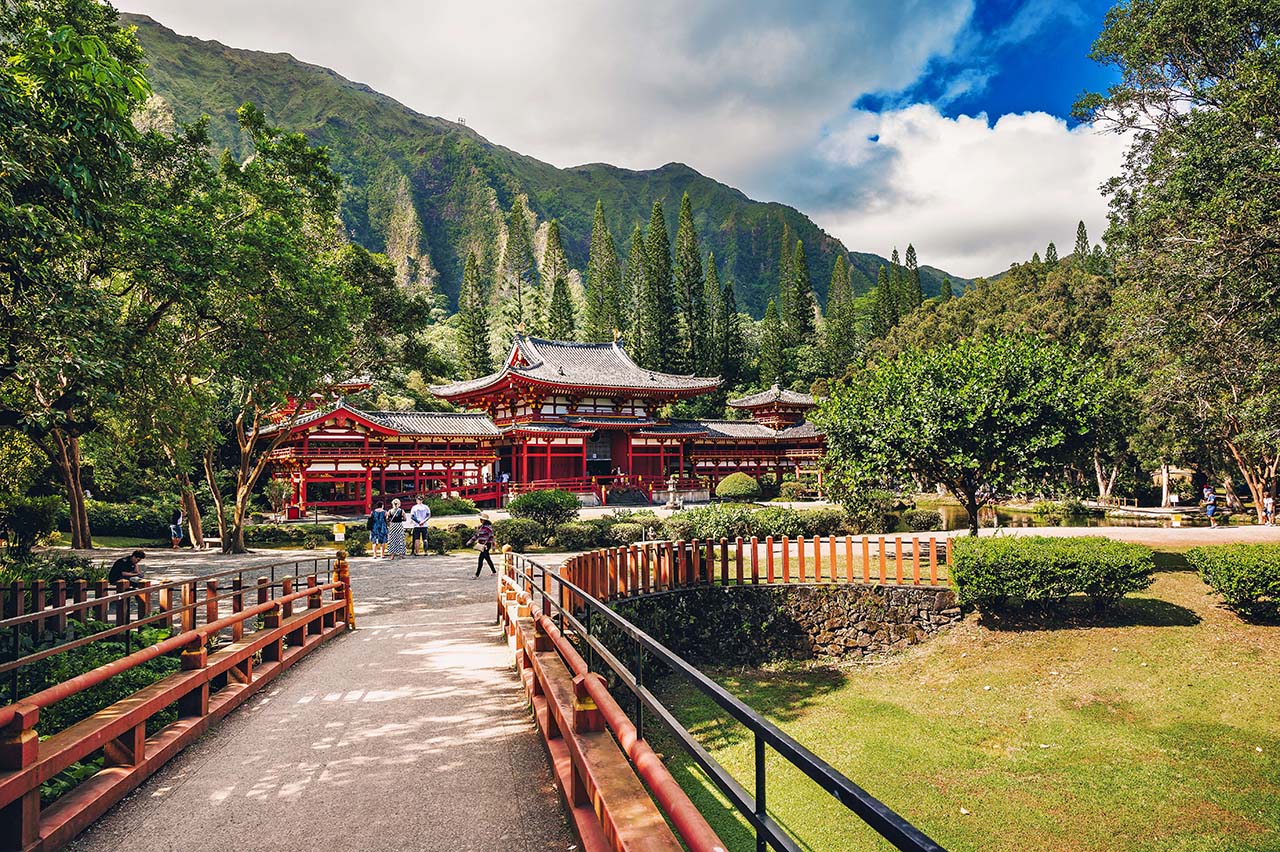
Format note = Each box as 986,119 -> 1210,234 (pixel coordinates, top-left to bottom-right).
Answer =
456,251 -> 492,378
777,222 -> 794,327
641,201 -> 676,371
584,200 -> 623,341
623,224 -> 646,345
499,196 -> 544,337
758,299 -> 786,386
1074,221 -> 1090,261
823,255 -> 859,374
540,219 -> 570,310
902,244 -> 923,315
1045,241 -> 1059,265
720,277 -> 746,388
783,240 -> 816,343
547,271 -> 576,339
871,264 -> 895,337
939,277 -> 954,301
703,252 -> 724,375
673,192 -> 706,372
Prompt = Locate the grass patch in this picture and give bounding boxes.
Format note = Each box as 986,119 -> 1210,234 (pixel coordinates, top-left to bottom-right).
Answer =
654,554 -> 1280,851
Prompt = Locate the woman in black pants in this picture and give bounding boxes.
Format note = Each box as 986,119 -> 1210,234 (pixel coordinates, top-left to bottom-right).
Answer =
467,516 -> 497,577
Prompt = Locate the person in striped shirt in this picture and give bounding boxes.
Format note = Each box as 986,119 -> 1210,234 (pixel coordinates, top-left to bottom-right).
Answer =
467,516 -> 496,577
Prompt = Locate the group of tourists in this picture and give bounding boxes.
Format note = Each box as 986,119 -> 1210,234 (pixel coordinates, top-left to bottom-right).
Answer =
365,496 -> 432,560
1200,486 -> 1276,527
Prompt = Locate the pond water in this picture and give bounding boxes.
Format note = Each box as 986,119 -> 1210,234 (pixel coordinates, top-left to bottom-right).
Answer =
929,504 -> 1209,531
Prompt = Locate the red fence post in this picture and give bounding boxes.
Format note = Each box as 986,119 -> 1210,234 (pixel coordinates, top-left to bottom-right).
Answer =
281,577 -> 294,618
677,540 -> 688,588
734,537 -> 744,585
71,579 -> 87,623
205,579 -> 219,627
782,537 -> 790,582
862,536 -> 871,583
750,537 -> 759,584
93,579 -> 108,622
766,536 -> 775,584
894,536 -> 904,584
813,535 -> 822,582
51,580 -> 67,635
797,536 -> 806,583
930,537 -> 940,584
845,535 -> 854,584
32,581 -> 45,635
912,537 -> 922,584
0,702 -> 40,850
719,538 -> 729,586
181,581 -> 197,633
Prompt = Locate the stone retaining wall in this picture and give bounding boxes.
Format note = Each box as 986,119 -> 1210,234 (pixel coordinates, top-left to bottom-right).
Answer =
611,584 -> 962,666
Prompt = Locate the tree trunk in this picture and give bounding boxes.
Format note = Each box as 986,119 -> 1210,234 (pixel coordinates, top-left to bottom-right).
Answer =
1160,464 -> 1170,507
1220,472 -> 1247,513
176,471 -> 204,549
203,449 -> 229,549
51,430 -> 92,549
1093,451 -> 1118,500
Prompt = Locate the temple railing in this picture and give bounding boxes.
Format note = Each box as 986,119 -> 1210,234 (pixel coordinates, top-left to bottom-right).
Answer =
499,546 -> 947,852
0,556 -> 355,851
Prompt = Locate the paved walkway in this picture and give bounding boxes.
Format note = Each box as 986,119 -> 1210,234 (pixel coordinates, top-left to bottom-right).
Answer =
66,553 -> 574,852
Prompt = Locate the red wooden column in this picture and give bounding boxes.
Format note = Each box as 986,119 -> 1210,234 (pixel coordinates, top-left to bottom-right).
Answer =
658,442 -> 666,477
521,437 -> 530,483
363,466 -> 373,513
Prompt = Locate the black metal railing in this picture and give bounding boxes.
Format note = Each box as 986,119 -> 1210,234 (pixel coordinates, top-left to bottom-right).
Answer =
504,551 -> 947,852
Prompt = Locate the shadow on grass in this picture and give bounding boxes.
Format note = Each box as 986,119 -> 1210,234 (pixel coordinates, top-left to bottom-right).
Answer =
977,595 -> 1201,631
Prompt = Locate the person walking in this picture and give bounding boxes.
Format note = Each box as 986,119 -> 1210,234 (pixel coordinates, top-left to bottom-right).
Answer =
387,498 -> 407,559
408,495 -> 432,556
368,501 -> 389,558
1203,485 -> 1218,528
467,515 -> 497,577
1264,493 -> 1275,526
169,508 -> 184,550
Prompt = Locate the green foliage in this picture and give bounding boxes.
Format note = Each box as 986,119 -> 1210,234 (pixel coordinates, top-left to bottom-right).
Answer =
547,271 -> 576,339
674,192 -> 706,371
795,508 -> 847,537
820,336 -> 1108,534
584,200 -> 625,341
430,524 -> 470,554
843,489 -> 898,535
61,501 -> 169,539
507,490 -> 579,542
902,509 -> 943,532
492,517 -> 543,553
456,251 -> 492,378
783,240 -> 816,345
950,536 -> 1155,612
715,472 -> 761,502
1187,545 -> 1280,617
665,503 -> 759,541
606,522 -> 647,545
749,506 -> 804,539
0,552 -> 101,590
757,299 -> 786,385
425,496 -> 479,516
553,521 -> 601,551
778,480 -> 813,501
0,495 -> 62,555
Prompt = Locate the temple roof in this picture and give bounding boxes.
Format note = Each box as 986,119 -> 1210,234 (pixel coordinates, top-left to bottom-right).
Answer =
682,419 -> 779,440
777,419 -> 823,440
262,401 -> 500,438
728,383 -> 818,409
431,335 -> 721,399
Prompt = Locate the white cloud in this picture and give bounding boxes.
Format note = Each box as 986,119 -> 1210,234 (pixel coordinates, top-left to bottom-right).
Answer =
813,106 -> 1127,277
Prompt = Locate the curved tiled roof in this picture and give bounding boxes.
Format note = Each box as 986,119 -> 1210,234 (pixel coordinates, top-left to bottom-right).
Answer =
728,383 -> 817,408
777,419 -> 823,440
262,401 -> 500,437
681,419 -> 779,440
432,335 -> 721,398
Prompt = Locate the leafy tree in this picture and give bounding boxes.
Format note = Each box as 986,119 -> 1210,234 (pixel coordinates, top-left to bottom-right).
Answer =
758,299 -> 786,385
871,265 -> 894,338
703,251 -> 724,374
456,251 -> 492,378
547,271 -> 576,339
584,200 -> 624,341
1073,220 -> 1090,260
719,275 -> 747,388
818,335 -> 1107,534
673,192 -> 706,371
1078,0 -> 1280,520
1045,242 -> 1059,265
776,222 -> 795,324
939,277 -> 954,301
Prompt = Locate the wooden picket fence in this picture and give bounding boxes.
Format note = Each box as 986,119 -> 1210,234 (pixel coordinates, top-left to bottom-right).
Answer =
558,534 -> 954,608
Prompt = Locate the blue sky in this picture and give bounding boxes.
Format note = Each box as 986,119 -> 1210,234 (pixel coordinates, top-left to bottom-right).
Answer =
119,0 -> 1130,276
860,0 -> 1118,123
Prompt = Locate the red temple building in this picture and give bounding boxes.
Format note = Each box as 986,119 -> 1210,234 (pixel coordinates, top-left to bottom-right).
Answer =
265,335 -> 825,515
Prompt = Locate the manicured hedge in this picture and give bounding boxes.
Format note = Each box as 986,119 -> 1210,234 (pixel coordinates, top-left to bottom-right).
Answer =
1187,544 -> 1280,616
425,496 -> 479,517
606,522 -> 647,545
715,472 -> 761,501
508,490 -> 579,542
554,522 -> 601,551
56,501 -> 170,540
656,504 -> 852,544
950,535 -> 1154,611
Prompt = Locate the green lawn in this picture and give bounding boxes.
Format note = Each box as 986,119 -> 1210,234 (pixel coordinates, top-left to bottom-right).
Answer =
655,554 -> 1280,852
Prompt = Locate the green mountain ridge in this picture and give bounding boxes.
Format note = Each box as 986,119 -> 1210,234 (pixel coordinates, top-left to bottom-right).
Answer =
125,13 -> 972,315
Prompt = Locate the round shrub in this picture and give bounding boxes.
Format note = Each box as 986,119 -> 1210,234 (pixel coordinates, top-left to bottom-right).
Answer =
302,533 -> 325,550
903,508 -> 943,532
0,495 -> 62,555
425,496 -> 479,516
715,473 -> 761,502
508,490 -> 579,542
1187,544 -> 1280,616
554,522 -> 601,551
668,503 -> 759,541
429,525 -> 469,554
844,489 -> 897,534
492,518 -> 543,553
778,480 -> 811,501
796,508 -> 847,537
607,522 -> 646,545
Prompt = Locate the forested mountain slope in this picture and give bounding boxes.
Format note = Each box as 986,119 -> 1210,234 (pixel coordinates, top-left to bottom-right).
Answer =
126,13 -> 968,313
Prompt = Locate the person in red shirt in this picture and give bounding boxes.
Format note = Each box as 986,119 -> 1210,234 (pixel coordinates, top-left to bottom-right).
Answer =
467,516 -> 496,577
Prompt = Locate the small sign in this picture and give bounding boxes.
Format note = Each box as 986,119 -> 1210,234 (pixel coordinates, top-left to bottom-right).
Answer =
333,523 -> 346,542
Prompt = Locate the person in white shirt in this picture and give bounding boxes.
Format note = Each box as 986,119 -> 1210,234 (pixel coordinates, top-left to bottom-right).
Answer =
408,495 -> 432,556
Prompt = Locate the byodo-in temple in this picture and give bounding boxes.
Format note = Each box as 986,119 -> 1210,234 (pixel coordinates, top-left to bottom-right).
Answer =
265,335 -> 825,515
